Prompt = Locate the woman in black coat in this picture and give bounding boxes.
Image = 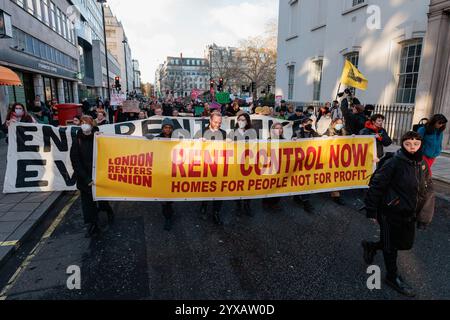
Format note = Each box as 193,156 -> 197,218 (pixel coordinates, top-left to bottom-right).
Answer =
70,115 -> 114,237
362,131 -> 433,297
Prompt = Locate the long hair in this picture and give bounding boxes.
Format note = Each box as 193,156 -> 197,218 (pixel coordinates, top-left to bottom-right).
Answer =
6,103 -> 31,121
425,114 -> 448,134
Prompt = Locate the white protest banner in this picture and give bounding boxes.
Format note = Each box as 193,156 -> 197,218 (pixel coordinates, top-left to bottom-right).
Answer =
3,116 -> 294,193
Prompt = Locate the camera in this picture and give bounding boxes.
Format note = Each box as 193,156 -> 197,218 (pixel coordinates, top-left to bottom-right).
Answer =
337,88 -> 352,98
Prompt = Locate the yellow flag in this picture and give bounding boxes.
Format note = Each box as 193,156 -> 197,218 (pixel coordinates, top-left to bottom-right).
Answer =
340,60 -> 368,90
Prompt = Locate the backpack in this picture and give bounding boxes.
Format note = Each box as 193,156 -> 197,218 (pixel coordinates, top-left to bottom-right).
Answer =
413,118 -> 428,132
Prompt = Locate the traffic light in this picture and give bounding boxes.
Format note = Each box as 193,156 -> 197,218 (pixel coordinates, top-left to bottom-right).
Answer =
115,76 -> 121,91
210,79 -> 214,89
218,78 -> 224,91
251,82 -> 256,92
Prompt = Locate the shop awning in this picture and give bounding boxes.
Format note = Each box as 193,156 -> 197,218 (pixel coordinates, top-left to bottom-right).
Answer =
0,66 -> 22,86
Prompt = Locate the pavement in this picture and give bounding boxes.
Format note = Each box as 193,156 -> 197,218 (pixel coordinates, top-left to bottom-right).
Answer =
0,139 -> 62,268
0,136 -> 449,284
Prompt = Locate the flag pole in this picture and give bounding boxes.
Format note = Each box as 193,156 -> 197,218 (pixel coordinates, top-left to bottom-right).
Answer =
335,83 -> 342,101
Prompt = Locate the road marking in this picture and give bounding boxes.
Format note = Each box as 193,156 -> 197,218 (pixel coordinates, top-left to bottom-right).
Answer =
0,193 -> 79,300
0,241 -> 18,247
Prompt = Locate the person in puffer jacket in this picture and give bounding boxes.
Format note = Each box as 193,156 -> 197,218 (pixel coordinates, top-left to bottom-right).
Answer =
359,114 -> 392,159
361,131 -> 433,298
418,114 -> 448,175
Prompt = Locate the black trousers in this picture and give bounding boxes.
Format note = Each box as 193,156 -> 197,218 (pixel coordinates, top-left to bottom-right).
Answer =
201,201 -> 223,212
370,215 -> 399,278
80,189 -> 98,224
162,202 -> 174,219
80,189 -> 113,224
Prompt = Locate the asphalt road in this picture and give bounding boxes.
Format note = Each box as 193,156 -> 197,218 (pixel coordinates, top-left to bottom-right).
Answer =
1,188 -> 449,300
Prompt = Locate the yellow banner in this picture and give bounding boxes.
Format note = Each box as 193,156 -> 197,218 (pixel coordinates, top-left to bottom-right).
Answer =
340,60 -> 368,90
93,136 -> 376,201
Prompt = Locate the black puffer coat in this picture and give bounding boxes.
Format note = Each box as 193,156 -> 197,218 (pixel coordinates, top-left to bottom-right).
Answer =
365,149 -> 433,250
70,127 -> 99,193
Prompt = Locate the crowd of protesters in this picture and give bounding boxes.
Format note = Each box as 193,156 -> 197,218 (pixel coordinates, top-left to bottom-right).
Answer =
1,88 -> 448,298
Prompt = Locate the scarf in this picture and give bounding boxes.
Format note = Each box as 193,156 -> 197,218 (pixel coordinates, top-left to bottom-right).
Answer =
365,121 -> 383,141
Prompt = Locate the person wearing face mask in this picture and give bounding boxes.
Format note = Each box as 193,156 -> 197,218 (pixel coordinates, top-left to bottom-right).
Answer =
362,131 -> 434,297
2,103 -> 35,143
70,116 -> 115,238
228,112 -> 258,217
292,117 -> 319,213
262,123 -> 285,210
323,119 -> 349,206
305,106 -> 317,128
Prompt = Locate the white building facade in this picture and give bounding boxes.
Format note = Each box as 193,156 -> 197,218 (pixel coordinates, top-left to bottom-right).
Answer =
276,0 -> 430,105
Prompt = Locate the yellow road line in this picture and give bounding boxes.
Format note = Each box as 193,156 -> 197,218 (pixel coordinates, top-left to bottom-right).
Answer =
0,193 -> 79,300
0,241 -> 18,247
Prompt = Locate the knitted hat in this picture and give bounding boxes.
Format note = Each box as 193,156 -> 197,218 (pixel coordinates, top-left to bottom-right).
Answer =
161,118 -> 174,128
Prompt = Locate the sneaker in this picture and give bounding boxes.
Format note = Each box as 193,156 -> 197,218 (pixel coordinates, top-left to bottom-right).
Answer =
361,241 -> 377,265
385,275 -> 416,297
333,197 -> 346,206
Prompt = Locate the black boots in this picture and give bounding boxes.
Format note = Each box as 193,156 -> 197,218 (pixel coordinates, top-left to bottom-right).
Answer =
361,241 -> 377,265
200,206 -> 208,221
385,275 -> 416,297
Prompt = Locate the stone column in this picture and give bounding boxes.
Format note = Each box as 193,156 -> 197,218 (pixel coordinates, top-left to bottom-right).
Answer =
33,74 -> 44,98
57,79 -> 65,103
72,82 -> 79,103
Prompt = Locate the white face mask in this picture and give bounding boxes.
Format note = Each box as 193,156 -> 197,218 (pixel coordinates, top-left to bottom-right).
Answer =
81,124 -> 92,134
238,121 -> 247,129
15,109 -> 24,117
335,124 -> 344,131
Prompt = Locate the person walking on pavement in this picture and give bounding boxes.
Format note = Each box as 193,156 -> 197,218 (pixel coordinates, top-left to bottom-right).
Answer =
70,116 -> 114,238
359,114 -> 392,160
228,112 -> 258,218
418,114 -> 448,175
362,131 -> 434,297
197,112 -> 227,225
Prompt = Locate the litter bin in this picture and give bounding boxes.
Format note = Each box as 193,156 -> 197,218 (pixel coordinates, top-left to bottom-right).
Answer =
56,104 -> 82,126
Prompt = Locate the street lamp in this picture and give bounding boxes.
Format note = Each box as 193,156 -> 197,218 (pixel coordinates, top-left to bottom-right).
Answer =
96,0 -> 111,101
122,38 -> 129,94
0,10 -> 13,39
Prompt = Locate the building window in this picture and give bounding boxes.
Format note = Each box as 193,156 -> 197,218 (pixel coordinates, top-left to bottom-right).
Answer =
313,60 -> 323,101
288,65 -> 295,100
50,2 -> 56,31
396,39 -> 422,104
35,0 -> 42,20
289,0 -> 299,37
352,0 -> 365,6
42,0 -> 50,25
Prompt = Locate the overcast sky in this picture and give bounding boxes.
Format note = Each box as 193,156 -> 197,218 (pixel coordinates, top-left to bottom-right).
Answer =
107,0 -> 278,84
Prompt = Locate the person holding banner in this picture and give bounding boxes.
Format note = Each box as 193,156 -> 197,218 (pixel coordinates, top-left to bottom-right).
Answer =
70,115 -> 114,238
2,103 -> 36,143
198,112 -> 227,225
228,112 -> 258,217
262,123 -> 286,210
156,118 -> 176,231
362,131 -> 433,297
359,114 -> 392,159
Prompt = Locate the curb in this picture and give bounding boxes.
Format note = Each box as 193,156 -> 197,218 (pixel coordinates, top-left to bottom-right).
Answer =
0,192 -> 65,270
